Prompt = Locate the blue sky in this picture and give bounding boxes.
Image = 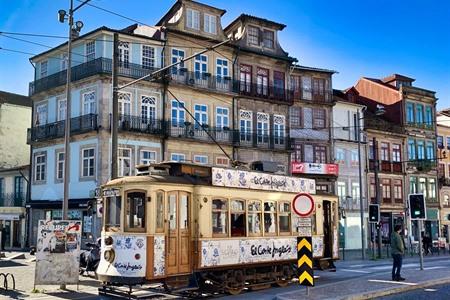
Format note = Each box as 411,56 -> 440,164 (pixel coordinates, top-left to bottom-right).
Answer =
1,0 -> 449,109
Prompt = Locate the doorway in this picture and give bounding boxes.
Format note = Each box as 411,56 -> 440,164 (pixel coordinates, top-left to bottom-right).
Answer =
323,201 -> 332,258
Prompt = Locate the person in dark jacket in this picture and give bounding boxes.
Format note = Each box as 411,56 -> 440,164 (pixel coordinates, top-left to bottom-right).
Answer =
391,224 -> 405,281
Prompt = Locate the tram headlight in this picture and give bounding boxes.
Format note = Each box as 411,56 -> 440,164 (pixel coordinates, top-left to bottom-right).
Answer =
104,249 -> 115,263
104,236 -> 114,246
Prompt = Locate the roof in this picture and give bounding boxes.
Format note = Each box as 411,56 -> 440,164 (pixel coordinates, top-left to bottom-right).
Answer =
362,77 -> 399,91
381,73 -> 415,83
156,0 -> 226,26
0,90 -> 31,107
293,65 -> 337,74
224,13 -> 286,32
0,164 -> 30,173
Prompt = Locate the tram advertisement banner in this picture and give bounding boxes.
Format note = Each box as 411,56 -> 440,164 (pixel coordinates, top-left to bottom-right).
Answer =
35,220 -> 82,285
200,236 -> 325,267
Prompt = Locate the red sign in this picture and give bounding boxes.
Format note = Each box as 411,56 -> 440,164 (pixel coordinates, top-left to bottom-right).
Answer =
292,162 -> 339,176
292,193 -> 315,217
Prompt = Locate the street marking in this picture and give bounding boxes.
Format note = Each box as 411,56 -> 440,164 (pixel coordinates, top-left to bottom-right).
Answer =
368,279 -> 418,286
424,288 -> 437,292
421,266 -> 445,270
340,268 -> 370,274
349,264 -> 366,267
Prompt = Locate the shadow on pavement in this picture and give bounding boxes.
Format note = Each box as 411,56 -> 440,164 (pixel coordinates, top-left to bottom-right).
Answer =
43,291 -> 98,299
0,289 -> 28,299
0,260 -> 27,268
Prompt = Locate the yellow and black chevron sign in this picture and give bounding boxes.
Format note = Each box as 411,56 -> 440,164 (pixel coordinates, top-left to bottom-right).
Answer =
297,236 -> 314,286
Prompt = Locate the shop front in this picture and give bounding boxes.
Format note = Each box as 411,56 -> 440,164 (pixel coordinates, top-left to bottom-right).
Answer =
0,206 -> 26,249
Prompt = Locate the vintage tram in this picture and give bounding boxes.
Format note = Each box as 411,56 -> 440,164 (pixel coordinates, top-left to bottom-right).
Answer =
97,162 -> 339,294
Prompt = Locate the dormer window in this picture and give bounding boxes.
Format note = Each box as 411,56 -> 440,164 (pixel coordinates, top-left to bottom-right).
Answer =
248,26 -> 259,45
204,13 -> 217,34
186,8 -> 200,30
263,30 -> 274,49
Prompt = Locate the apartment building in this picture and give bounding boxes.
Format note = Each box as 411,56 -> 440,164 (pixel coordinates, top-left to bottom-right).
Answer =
437,110 -> 450,242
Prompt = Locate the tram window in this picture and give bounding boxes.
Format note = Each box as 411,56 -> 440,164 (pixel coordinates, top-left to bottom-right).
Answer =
212,199 -> 228,236
279,202 -> 291,234
125,191 -> 146,231
248,201 -> 262,236
264,201 -> 277,235
231,200 -> 246,237
156,192 -> 164,233
169,194 -> 177,230
180,194 -> 188,229
105,196 -> 121,231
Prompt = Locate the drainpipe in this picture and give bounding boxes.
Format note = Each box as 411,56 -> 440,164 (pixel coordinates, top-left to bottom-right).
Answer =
160,29 -> 168,162
231,47 -> 240,164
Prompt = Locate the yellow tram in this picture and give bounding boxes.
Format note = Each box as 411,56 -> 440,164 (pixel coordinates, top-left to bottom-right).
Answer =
97,162 -> 339,294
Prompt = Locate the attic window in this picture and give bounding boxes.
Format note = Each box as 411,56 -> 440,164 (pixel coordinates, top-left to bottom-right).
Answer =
263,30 -> 274,49
248,26 -> 259,45
186,8 -> 200,30
204,14 -> 217,34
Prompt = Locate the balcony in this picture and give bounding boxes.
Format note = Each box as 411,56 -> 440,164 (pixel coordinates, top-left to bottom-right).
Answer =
406,121 -> 434,131
0,193 -> 26,207
170,69 -> 236,94
27,114 -> 98,143
118,115 -> 166,136
236,131 -> 290,150
369,160 -> 403,173
292,88 -> 333,104
365,118 -> 404,134
168,122 -> 236,144
29,58 -> 159,96
237,81 -> 293,104
407,159 -> 437,172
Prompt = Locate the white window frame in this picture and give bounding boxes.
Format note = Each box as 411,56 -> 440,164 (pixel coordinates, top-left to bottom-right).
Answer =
141,95 -> 157,123
186,8 -> 200,30
118,147 -> 132,177
194,155 -> 208,165
35,102 -> 48,125
119,41 -> 130,68
170,153 -> 185,162
57,98 -> 67,121
216,58 -> 229,81
118,92 -> 132,116
82,91 -> 96,115
171,100 -> 185,127
142,45 -> 155,69
81,147 -> 96,178
257,112 -> 269,144
194,104 -> 208,128
171,48 -> 185,74
240,110 -> 253,142
56,151 -> 65,180
34,153 -> 46,182
273,115 -> 285,145
40,60 -> 48,78
216,107 -> 229,129
86,41 -> 95,61
140,150 -> 156,165
194,54 -> 208,75
204,13 -> 217,34
61,53 -> 68,70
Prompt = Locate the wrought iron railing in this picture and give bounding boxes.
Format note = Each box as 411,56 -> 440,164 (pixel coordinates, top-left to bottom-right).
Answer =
0,193 -> 26,207
168,122 -> 236,144
236,131 -> 290,150
291,88 -> 333,103
170,69 -> 236,93
406,121 -> 434,130
27,114 -> 98,143
407,159 -> 437,172
237,81 -> 293,103
364,118 -> 404,134
117,115 -> 166,136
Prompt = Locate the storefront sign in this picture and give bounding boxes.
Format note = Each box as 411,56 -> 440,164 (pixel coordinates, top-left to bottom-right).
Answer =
212,167 -> 316,194
103,188 -> 120,197
35,220 -> 82,285
291,162 -> 339,176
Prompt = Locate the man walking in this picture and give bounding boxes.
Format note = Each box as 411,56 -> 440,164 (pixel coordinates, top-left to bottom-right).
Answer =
391,224 -> 405,281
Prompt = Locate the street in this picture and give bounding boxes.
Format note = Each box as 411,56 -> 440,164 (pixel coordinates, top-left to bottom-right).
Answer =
377,284 -> 450,300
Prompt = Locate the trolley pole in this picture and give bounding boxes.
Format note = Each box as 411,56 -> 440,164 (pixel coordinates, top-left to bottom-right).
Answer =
111,33 -> 119,180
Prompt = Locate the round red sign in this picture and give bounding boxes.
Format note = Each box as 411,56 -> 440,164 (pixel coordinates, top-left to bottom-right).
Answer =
292,193 -> 315,217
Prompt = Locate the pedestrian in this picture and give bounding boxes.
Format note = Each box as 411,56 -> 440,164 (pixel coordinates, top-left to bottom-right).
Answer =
390,224 -> 405,281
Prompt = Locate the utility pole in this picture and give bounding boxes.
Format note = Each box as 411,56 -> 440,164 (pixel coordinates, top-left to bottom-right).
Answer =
373,137 -> 382,258
357,109 -> 365,260
111,33 -> 119,179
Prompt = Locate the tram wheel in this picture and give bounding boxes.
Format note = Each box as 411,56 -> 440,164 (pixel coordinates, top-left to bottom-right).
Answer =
274,265 -> 291,287
225,270 -> 245,295
319,259 -> 330,270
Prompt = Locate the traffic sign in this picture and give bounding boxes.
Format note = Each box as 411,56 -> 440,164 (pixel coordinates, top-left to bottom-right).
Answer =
297,217 -> 312,237
297,237 -> 314,286
292,193 -> 315,217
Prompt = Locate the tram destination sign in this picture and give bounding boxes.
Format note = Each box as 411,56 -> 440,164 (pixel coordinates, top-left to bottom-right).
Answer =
212,167 -> 316,194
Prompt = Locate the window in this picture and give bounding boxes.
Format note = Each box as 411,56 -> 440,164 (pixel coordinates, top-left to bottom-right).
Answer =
248,201 -> 262,236
428,178 -> 436,201
406,102 -> 414,123
85,41 -> 95,61
425,106 -> 433,126
82,148 -> 95,177
216,58 -> 229,83
156,192 -> 164,233
194,104 -> 208,128
394,180 -> 403,203
350,150 -> 359,167
380,142 -> 389,161
335,149 -> 345,164
34,153 -> 46,181
263,30 -> 274,48
447,137 -> 450,149
216,157 -> 229,166
204,13 -> 217,34
141,96 -> 156,124
105,195 -> 121,230
57,98 -> 66,121
256,67 -> 269,96
125,191 -> 146,231
416,104 -> 424,124
186,8 -> 200,30
426,141 -> 435,160
274,115 -> 285,145
194,54 -> 208,78
302,76 -> 312,100
437,136 -> 444,149
171,100 -> 185,127
273,71 -> 285,97
248,26 -> 259,45
304,144 -> 314,163
351,182 -> 360,209
82,91 -> 96,115
438,163 -> 445,177
56,152 -> 64,180
142,45 -> 155,69
118,92 -> 131,116
171,48 -> 185,74
35,103 -> 47,125
279,202 -> 291,234
408,139 -> 416,160
14,176 -> 23,200
417,140 -> 425,160
140,150 -> 156,165
290,75 -> 301,97
119,41 -> 130,68
212,199 -> 228,236
314,145 -> 327,163
369,177 -> 376,202
290,107 -> 301,128
170,153 -> 185,162
382,179 -> 391,202
257,112 -> 269,144
313,108 -> 326,128
61,53 -> 68,70
240,110 -> 252,142
216,107 -> 229,129
409,177 -> 417,194
231,200 -> 246,237
240,64 -> 252,93
264,201 -> 277,235
313,78 -> 325,100
291,143 -> 301,162
194,155 -> 208,164
118,148 -> 131,177
444,195 -> 449,207
40,60 -> 48,78
392,144 -> 401,162
337,182 -> 347,208
418,177 -> 427,197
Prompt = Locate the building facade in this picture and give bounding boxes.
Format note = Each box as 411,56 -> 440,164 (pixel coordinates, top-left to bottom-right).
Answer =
437,110 -> 450,242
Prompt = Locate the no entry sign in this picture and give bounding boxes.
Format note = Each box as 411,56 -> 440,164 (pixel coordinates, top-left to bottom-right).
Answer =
292,193 -> 315,217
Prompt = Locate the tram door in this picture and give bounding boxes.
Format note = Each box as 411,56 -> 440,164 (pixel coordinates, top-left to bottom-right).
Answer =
323,201 -> 332,258
166,191 -> 190,275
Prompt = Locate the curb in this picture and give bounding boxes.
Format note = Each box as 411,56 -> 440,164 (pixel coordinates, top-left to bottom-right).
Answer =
343,277 -> 450,300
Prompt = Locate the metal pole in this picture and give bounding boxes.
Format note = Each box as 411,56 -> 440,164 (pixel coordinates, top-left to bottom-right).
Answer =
62,0 -> 73,220
419,219 -> 424,270
373,137 -> 382,258
111,33 -> 119,179
357,110 -> 365,260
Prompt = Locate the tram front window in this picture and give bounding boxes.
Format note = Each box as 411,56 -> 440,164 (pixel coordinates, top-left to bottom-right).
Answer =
105,196 -> 121,231
125,191 -> 146,231
231,200 -> 246,237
